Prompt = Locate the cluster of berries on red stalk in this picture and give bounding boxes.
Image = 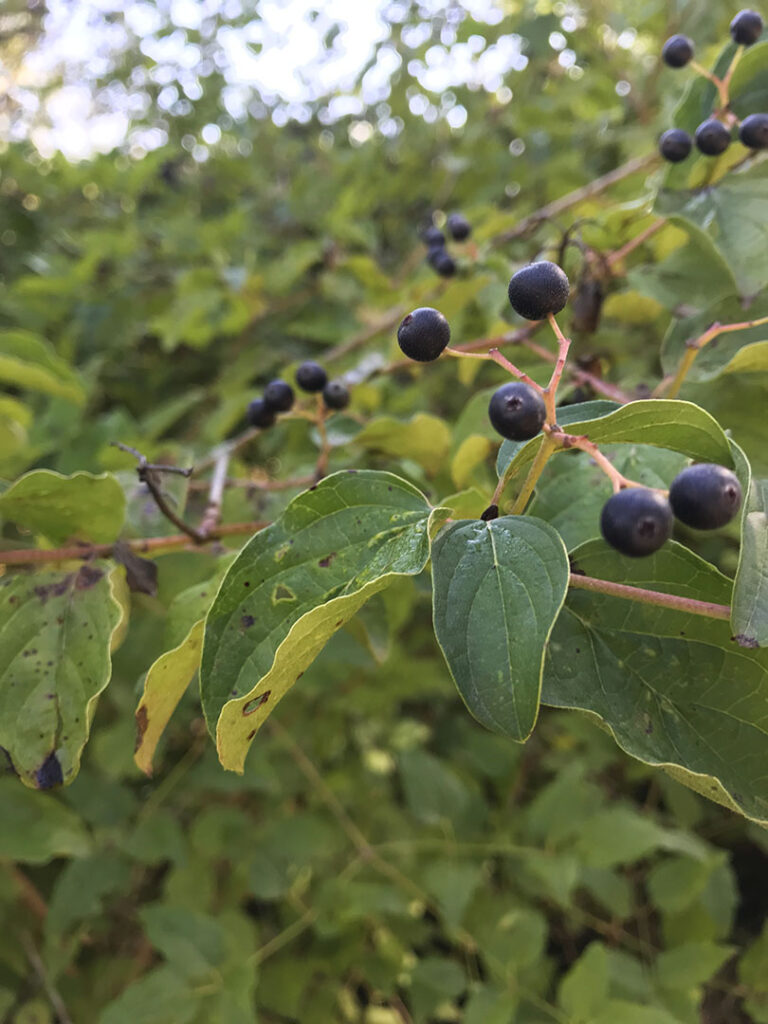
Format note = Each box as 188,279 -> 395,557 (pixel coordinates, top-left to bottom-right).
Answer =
396,260 -> 742,558
659,10 -> 767,163
246,361 -> 349,429
421,213 -> 472,278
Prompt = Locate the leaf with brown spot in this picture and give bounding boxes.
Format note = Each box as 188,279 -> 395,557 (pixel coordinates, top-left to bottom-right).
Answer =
201,470 -> 449,773
0,563 -> 123,788
134,620 -> 204,777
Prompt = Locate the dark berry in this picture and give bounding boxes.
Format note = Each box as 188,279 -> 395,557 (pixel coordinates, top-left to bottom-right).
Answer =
447,213 -> 471,241
669,463 -> 742,530
662,34 -> 695,68
507,261 -> 570,321
739,113 -> 768,149
600,488 -> 673,558
246,398 -> 276,429
295,361 -> 328,393
397,307 -> 451,362
262,379 -> 294,413
429,249 -> 457,277
422,225 -> 446,248
730,9 -> 763,45
695,119 -> 731,156
659,128 -> 693,163
488,381 -> 546,441
323,380 -> 350,410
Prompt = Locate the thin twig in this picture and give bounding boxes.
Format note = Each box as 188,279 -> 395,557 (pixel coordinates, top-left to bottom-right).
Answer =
568,573 -> 731,620
606,217 -> 667,269
491,152 -> 660,246
112,442 -> 201,542
22,934 -> 73,1024
0,520 -> 268,566
197,450 -> 231,539
324,305 -> 408,363
3,864 -> 47,920
314,397 -> 331,481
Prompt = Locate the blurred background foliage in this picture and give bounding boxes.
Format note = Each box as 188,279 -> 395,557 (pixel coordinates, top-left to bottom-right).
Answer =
1,0 -> 767,1021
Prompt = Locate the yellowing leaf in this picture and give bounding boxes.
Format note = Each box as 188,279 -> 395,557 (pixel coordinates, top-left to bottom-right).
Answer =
134,621 -> 204,777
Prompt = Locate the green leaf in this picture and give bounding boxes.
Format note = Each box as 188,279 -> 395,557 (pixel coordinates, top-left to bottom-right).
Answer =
0,564 -> 124,787
558,942 -> 609,1021
0,329 -> 85,405
656,165 -> 768,300
544,540 -> 768,824
0,470 -> 126,544
497,400 -> 731,499
99,966 -> 198,1024
731,442 -> 768,648
134,620 -> 204,777
647,855 -> 722,915
463,986 -> 517,1024
628,227 -> 737,311
729,40 -> 768,117
431,516 -> 569,739
740,921 -> 768,1023
46,852 -> 132,938
398,749 -> 473,828
354,412 -> 452,470
590,1001 -> 685,1024
201,471 -> 449,772
655,941 -> 734,991
0,779 -> 91,862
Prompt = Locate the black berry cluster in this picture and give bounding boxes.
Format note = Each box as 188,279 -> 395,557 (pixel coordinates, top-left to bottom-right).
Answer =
421,213 -> 472,278
600,464 -> 742,558
246,361 -> 350,428
247,378 -> 294,429
295,361 -> 350,410
658,10 -> 766,164
397,261 -> 570,445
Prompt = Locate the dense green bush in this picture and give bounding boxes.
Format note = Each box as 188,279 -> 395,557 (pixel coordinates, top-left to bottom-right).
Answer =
1,2 -> 767,1021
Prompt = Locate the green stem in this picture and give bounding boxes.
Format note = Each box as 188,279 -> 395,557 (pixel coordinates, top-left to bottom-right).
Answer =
510,436 -> 559,514
665,313 -> 768,399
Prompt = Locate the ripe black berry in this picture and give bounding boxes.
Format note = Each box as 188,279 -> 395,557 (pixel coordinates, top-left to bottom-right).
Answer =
730,9 -> 763,45
739,113 -> 768,149
600,488 -> 673,558
429,249 -> 457,277
507,261 -> 570,321
695,119 -> 731,156
295,361 -> 328,393
397,307 -> 451,362
659,128 -> 693,163
447,213 -> 471,241
323,380 -> 350,410
262,378 -> 294,413
422,225 -> 446,248
662,34 -> 695,68
488,382 -> 546,441
669,463 -> 742,530
247,398 -> 276,429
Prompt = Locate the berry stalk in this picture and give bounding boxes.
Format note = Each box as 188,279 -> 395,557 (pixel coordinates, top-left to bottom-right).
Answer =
547,429 -> 639,493
543,314 -> 572,425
